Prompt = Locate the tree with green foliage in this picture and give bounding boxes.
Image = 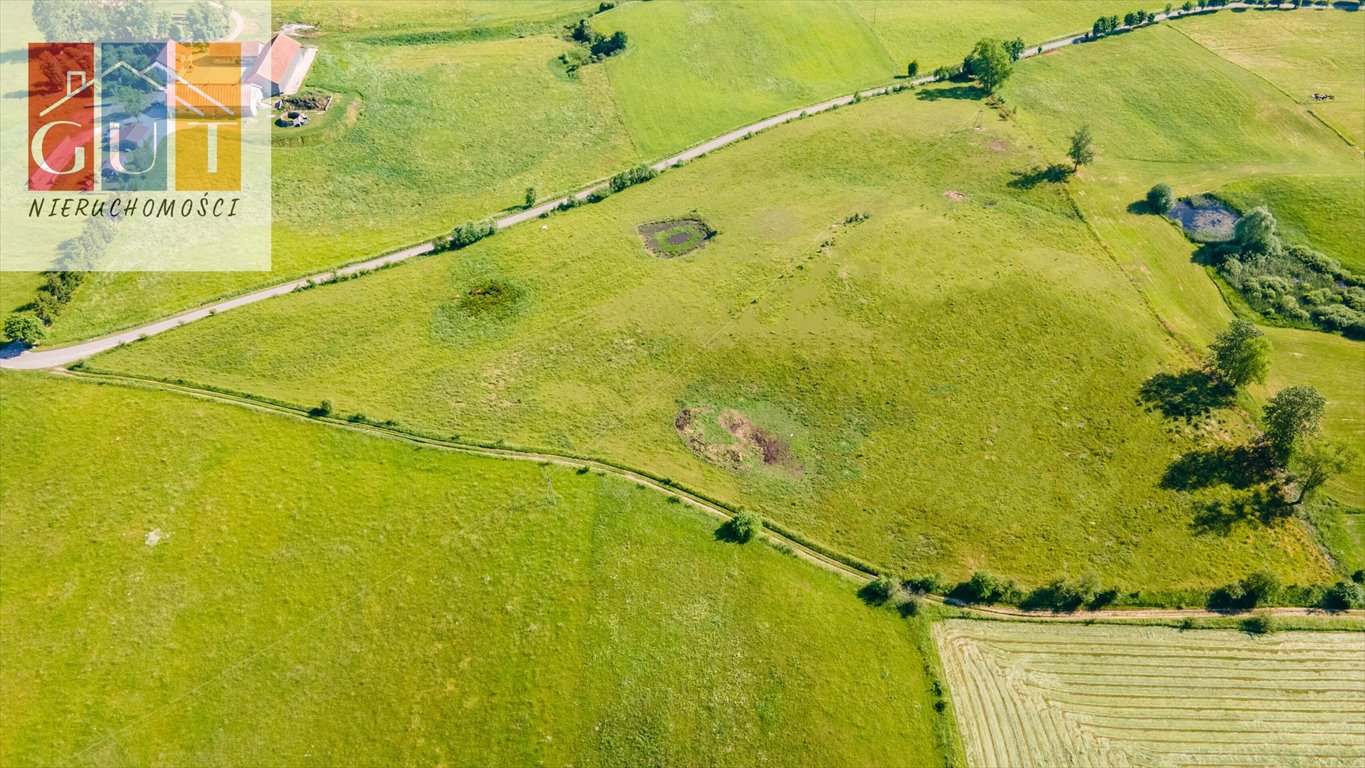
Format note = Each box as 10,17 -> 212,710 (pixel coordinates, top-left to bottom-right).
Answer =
450,219 -> 497,249
1288,440 -> 1356,505
906,59 -> 919,78
1067,125 -> 1095,170
1262,385 -> 1326,463
1234,206 -> 1282,256
932,64 -> 957,81
1207,319 -> 1270,388
1004,37 -> 1025,62
524,187 -> 537,208
1241,613 -> 1275,635
181,0 -> 228,40
965,38 -> 1013,93
725,510 -> 762,543
861,574 -> 899,604
960,571 -> 1015,603
1182,0 -> 1194,10
1146,183 -> 1174,213
4,312 -> 45,346
1242,571 -> 1281,605
1321,580 -> 1365,611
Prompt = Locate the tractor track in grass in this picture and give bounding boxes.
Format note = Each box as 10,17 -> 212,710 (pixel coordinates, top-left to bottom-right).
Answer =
0,2 -> 1322,371
50,368 -> 1365,624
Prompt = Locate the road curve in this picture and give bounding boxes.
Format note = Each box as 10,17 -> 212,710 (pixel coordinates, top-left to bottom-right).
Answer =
0,3 -> 1276,370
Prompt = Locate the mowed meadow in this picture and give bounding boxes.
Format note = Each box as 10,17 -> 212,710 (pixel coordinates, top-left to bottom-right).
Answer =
0,372 -> 954,767
1002,12 -> 1364,544
21,0 -> 1143,344
90,81 -> 1335,591
935,620 -> 1365,768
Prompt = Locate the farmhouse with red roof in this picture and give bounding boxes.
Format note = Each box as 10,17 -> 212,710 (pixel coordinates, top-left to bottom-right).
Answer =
244,33 -> 316,97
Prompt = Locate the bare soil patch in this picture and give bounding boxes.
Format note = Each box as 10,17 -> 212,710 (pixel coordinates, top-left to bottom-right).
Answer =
676,406 -> 800,473
944,190 -> 966,202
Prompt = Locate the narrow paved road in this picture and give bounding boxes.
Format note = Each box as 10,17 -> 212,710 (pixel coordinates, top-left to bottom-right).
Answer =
1,7 -> 1229,371
5,1 -> 1328,374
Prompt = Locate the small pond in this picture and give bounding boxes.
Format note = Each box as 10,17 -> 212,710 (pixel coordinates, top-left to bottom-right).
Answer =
1167,197 -> 1240,243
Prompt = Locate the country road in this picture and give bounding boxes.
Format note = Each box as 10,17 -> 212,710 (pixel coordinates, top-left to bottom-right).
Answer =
61,368 -> 1365,626
0,4 -> 1248,371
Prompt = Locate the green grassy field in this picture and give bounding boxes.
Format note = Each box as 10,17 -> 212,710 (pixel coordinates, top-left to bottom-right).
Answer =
37,29 -> 641,345
593,0 -> 895,157
1176,6 -> 1365,149
0,371 -> 953,767
88,83 -> 1334,591
847,0 -> 1137,73
935,619 -> 1365,768
11,0 -> 1161,344
1218,175 -> 1365,274
275,0 -> 600,36
1005,17 -> 1365,519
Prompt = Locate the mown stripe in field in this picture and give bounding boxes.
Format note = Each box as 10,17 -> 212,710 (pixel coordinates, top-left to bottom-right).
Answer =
934,621 -> 1365,768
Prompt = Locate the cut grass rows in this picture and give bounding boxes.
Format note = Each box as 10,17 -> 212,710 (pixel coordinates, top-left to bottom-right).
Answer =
937,620 -> 1365,768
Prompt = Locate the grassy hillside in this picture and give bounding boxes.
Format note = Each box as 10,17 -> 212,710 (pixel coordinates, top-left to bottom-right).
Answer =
0,371 -> 952,767
1218,175 -> 1365,274
40,32 -> 641,345
1006,18 -> 1364,517
594,0 -> 895,157
89,84 -> 1334,591
1175,5 -> 1365,148
848,0 -> 1138,72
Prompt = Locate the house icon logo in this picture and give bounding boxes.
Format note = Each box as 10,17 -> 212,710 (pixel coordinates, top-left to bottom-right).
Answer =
28,40 -> 249,192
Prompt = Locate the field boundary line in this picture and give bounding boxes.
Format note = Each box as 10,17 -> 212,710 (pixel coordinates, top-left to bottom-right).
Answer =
53,367 -> 878,585
50,368 -> 1365,623
9,1 -> 1345,368
1164,18 -> 1363,153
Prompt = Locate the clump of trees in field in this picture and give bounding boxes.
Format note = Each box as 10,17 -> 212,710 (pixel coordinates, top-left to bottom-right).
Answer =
1216,206 -> 1364,339
609,163 -> 657,192
433,219 -> 497,253
962,38 -> 1013,92
559,15 -> 628,74
1140,187 -> 1364,337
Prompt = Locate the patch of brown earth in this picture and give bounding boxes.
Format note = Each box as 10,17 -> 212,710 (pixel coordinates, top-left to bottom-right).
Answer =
944,190 -> 966,202
675,406 -> 800,473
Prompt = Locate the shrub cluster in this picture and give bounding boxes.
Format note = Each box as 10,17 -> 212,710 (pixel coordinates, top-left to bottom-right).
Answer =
3,217 -> 119,345
436,219 -> 498,252
1205,206 -> 1365,339
560,17 -> 628,73
609,164 -> 658,193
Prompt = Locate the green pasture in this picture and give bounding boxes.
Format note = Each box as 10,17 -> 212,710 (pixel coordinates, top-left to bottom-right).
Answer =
38,32 -> 641,345
275,0 -> 600,37
594,0 -> 895,157
1006,18 -> 1364,516
1218,175 -> 1365,274
848,0 -> 1137,72
1175,5 -> 1365,149
0,371 -> 950,767
91,86 -> 1335,590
